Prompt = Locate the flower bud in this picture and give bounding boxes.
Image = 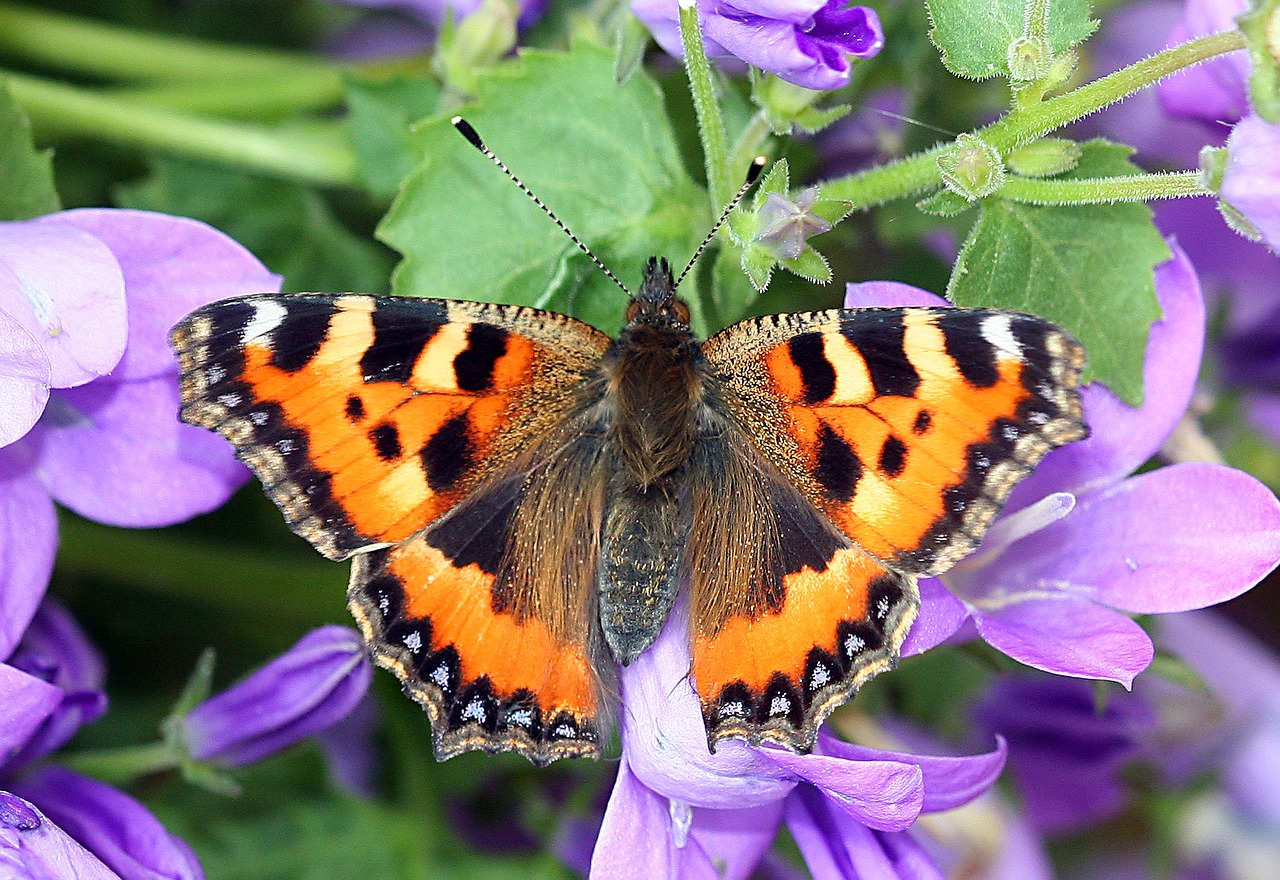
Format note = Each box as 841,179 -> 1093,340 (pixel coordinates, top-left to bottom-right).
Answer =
937,134 -> 1006,200
1007,138 -> 1082,177
1007,35 -> 1051,81
754,188 -> 833,260
1,791 -> 122,880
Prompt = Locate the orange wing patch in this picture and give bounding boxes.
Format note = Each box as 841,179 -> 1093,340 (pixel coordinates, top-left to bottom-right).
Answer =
171,294 -> 608,560
693,547 -> 916,752
708,307 -> 1086,576
350,530 -> 605,764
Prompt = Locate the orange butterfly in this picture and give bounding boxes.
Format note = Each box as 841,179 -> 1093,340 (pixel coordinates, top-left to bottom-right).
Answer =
170,125 -> 1086,765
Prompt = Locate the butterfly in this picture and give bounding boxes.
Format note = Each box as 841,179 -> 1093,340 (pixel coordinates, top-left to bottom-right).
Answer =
170,255 -> 1086,765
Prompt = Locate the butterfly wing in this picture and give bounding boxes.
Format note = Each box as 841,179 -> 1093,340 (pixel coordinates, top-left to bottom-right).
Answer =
692,306 -> 1086,749
171,294 -> 614,763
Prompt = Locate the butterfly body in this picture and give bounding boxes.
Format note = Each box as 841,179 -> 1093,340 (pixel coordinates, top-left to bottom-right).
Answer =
171,259 -> 1087,765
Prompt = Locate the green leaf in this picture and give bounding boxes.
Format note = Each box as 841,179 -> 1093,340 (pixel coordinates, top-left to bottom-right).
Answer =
948,140 -> 1168,405
0,78 -> 59,220
380,39 -> 705,334
925,0 -> 1097,81
780,246 -> 832,284
117,157 -> 394,295
917,189 -> 975,216
345,75 -> 441,199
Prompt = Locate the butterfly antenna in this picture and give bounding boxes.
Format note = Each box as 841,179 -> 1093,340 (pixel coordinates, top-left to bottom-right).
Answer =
673,156 -> 768,293
452,117 -> 632,298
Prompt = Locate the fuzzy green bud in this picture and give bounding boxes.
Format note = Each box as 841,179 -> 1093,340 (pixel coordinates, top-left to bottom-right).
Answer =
938,134 -> 1006,200
1007,138 -> 1083,177
1008,35 -> 1052,81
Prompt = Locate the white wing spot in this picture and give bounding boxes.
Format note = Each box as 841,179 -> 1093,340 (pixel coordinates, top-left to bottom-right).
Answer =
241,300 -> 288,345
217,392 -> 242,408
845,634 -> 866,657
206,364 -> 227,384
769,694 -> 792,716
876,596 -> 891,620
430,663 -> 451,688
719,701 -> 748,718
507,708 -> 534,728
809,663 -> 831,690
552,722 -> 577,738
249,411 -> 269,426
461,697 -> 487,723
403,631 -> 422,653
276,438 -> 295,455
981,314 -> 1021,358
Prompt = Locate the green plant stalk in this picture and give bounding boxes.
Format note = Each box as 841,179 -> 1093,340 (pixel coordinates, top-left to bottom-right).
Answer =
824,29 -> 1247,208
678,0 -> 732,208
1023,0 -> 1052,41
5,71 -> 358,187
58,741 -> 178,784
0,0 -> 342,84
116,73 -> 347,120
54,515 -> 348,622
1000,170 -> 1207,205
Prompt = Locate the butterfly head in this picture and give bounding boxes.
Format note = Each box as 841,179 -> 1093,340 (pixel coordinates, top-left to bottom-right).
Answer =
627,257 -> 690,326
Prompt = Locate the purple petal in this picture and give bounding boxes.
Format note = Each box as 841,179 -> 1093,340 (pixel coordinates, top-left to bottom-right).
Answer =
13,767 -> 202,880
4,601 -> 107,769
1005,463 -> 1280,615
620,607 -> 796,808
974,597 -> 1154,686
1005,241 -> 1204,509
0,792 -> 123,880
760,749 -> 923,832
182,625 -> 372,766
0,310 -> 49,447
844,281 -> 948,310
1156,3 -> 1251,125
901,578 -> 969,657
976,677 -> 1156,833
1222,115 -> 1280,252
313,693 -> 380,798
688,802 -> 785,880
0,219 -> 127,389
0,451 -> 57,659
0,664 -> 62,767
816,731 -> 1006,814
34,374 -> 250,528
45,210 -> 281,383
591,756 -> 712,880
785,786 -> 944,880
1158,611 -> 1280,719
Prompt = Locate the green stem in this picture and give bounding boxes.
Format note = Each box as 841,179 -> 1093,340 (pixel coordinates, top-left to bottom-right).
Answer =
823,29 -> 1247,208
678,0 -> 731,208
727,111 -> 775,185
5,71 -> 358,187
116,74 -> 346,120
0,1 -> 342,84
54,515 -> 348,622
59,741 -> 178,784
1023,0 -> 1051,41
1000,170 -> 1207,205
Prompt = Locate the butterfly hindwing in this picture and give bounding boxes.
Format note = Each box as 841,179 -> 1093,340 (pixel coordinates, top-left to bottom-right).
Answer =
684,423 -> 919,751
704,307 -> 1087,577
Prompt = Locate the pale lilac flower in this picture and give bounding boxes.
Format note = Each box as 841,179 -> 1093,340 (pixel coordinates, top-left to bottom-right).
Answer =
588,605 -> 1007,879
180,626 -> 373,768
631,0 -> 884,91
0,792 -> 122,880
1221,114 -> 1280,251
755,188 -> 831,260
852,243 -> 1280,686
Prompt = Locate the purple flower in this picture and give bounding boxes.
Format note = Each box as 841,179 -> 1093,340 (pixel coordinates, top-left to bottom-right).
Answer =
179,626 -> 373,768
1158,0 -> 1252,126
851,244 -> 1280,687
755,187 -> 832,260
631,0 -> 885,91
1221,113 -> 1280,251
1,792 -> 122,880
588,604 -> 1007,878
0,604 -> 201,880
975,676 -> 1158,833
